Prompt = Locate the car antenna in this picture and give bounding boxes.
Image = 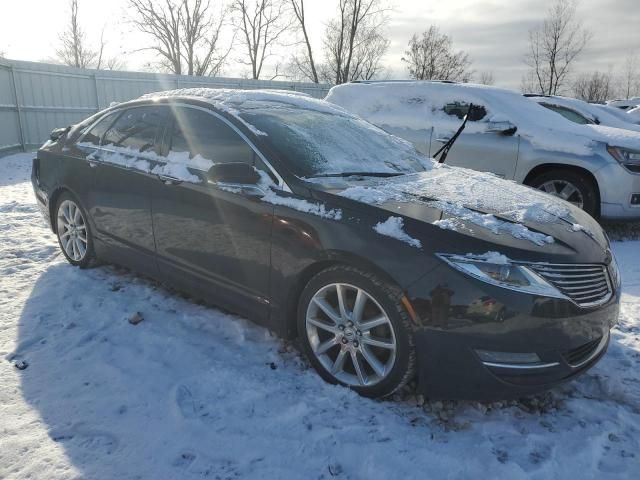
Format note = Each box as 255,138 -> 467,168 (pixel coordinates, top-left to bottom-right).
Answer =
433,103 -> 473,164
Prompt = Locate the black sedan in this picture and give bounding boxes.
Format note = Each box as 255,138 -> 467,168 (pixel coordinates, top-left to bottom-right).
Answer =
32,89 -> 620,400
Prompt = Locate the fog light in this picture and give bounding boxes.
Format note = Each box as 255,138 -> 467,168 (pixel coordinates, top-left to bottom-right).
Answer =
475,349 -> 541,364
631,194 -> 640,206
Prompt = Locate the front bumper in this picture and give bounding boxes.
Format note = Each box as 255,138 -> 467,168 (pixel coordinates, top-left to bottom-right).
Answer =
595,162 -> 640,219
406,263 -> 620,400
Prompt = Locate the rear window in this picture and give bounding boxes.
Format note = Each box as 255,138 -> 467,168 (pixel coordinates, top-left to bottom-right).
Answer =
81,112 -> 119,146
102,106 -> 167,151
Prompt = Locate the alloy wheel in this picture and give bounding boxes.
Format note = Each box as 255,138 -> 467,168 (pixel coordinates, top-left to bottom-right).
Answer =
56,199 -> 88,262
305,283 -> 397,387
537,180 -> 584,209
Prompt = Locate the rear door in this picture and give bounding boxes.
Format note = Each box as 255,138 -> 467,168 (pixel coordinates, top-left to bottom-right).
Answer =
80,105 -> 167,277
151,105 -> 274,322
430,101 -> 520,179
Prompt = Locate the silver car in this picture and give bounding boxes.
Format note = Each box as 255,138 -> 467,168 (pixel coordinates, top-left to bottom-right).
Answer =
326,81 -> 640,220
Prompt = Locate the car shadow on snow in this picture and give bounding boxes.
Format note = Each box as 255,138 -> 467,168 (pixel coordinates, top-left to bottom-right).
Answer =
12,261 -> 640,478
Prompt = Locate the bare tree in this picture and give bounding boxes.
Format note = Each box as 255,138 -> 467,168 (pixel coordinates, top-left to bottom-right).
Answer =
56,0 -> 98,68
230,0 -> 294,80
525,0 -> 591,95
322,0 -> 389,84
619,52 -> 639,99
573,71 -> 613,103
129,0 -> 232,76
477,71 -> 495,85
289,0 -> 318,82
401,26 -> 472,82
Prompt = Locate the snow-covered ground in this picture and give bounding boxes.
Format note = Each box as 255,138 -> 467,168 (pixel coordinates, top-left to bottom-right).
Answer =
1,151 -> 639,479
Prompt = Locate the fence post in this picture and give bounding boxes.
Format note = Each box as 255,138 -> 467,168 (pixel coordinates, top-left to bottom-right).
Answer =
9,65 -> 26,152
93,73 -> 100,111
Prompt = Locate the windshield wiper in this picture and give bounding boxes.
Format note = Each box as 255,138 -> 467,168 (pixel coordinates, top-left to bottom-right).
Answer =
311,172 -> 403,178
433,103 -> 473,164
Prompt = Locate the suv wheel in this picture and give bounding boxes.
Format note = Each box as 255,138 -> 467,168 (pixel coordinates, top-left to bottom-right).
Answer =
298,266 -> 416,398
529,169 -> 599,218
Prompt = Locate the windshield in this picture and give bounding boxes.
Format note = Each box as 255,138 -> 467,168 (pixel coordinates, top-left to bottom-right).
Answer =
237,104 -> 429,178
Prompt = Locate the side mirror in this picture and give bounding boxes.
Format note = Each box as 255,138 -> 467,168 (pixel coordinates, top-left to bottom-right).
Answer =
486,121 -> 517,136
207,163 -> 260,185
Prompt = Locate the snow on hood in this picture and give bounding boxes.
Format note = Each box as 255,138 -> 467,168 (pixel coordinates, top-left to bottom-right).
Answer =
326,82 -> 615,156
335,164 -> 605,246
582,124 -> 640,150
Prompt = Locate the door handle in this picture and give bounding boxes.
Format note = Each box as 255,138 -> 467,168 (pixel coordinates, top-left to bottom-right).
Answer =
436,137 -> 451,143
157,174 -> 183,185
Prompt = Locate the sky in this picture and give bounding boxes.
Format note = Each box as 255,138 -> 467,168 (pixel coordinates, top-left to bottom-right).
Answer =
0,0 -> 638,91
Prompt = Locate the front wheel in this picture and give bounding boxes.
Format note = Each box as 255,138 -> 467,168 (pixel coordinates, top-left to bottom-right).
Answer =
298,266 -> 416,398
55,192 -> 96,268
529,169 -> 599,218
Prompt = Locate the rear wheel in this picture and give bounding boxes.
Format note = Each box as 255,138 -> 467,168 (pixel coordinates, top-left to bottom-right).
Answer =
529,169 -> 599,218
298,266 -> 415,398
55,192 -> 95,268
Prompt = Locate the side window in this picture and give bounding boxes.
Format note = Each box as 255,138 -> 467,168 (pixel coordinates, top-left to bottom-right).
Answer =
168,107 -> 256,166
102,106 -> 166,151
81,112 -> 119,146
542,104 -> 593,125
443,102 -> 487,121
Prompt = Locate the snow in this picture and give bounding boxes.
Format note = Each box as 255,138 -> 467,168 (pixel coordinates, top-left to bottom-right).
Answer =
628,106 -> 640,122
140,88 -> 357,138
261,188 -> 343,220
78,143 -> 214,184
336,165 -> 591,246
373,217 -> 422,248
326,81 -> 598,156
528,95 -> 640,133
327,82 -> 640,156
2,151 -> 640,479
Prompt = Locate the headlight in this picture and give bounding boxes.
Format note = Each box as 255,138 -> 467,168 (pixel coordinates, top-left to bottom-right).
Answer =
437,253 -> 568,299
607,145 -> 640,173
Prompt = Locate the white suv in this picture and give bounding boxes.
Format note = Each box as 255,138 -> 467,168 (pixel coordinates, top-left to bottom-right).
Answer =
327,81 -> 640,220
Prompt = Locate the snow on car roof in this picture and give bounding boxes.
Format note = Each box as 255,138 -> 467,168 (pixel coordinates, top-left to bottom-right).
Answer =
140,88 -> 354,137
528,95 -> 640,133
141,88 -> 351,117
326,81 -> 640,154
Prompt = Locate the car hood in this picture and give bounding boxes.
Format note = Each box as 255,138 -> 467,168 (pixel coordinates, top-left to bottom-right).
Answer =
310,165 -> 610,262
582,124 -> 640,150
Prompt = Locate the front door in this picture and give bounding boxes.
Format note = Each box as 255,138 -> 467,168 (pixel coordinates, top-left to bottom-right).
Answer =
430,101 -> 520,179
151,105 -> 274,322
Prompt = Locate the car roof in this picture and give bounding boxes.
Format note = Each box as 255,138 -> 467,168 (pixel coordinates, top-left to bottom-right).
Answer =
136,88 -> 350,117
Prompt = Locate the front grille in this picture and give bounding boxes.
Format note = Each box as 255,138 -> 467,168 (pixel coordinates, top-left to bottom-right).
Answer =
530,263 -> 612,307
563,336 -> 603,366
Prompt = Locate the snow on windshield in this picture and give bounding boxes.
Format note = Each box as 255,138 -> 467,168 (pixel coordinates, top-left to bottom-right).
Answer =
239,105 -> 429,177
326,82 -> 599,156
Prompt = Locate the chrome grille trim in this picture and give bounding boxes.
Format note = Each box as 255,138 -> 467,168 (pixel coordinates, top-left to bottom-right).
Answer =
528,263 -> 613,308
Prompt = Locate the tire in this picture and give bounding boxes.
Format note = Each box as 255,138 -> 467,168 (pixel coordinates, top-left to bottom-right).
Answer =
528,169 -> 599,218
54,192 -> 96,268
297,265 -> 416,398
